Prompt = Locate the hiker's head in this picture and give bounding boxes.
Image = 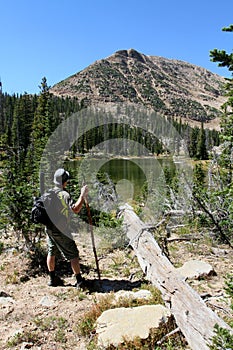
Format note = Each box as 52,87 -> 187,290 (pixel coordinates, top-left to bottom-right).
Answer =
54,168 -> 70,186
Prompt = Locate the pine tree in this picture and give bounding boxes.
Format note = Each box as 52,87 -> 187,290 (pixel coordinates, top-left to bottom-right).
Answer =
1,93 -> 36,246
188,127 -> 199,158
27,77 -> 52,182
196,122 -> 208,160
12,93 -> 34,152
210,25 -> 233,168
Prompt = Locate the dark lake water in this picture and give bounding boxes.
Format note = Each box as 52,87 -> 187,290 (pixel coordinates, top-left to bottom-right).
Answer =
70,157 -> 178,201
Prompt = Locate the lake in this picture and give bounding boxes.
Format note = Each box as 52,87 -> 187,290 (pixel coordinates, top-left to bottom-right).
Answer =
70,156 -> 178,202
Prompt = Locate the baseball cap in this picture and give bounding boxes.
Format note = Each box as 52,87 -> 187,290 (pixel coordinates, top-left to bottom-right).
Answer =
53,168 -> 70,185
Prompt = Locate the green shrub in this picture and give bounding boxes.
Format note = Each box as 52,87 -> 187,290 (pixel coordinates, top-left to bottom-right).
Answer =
209,274 -> 233,349
208,324 -> 233,350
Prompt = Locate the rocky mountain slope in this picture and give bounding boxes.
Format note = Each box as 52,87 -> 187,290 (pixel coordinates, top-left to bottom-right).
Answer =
50,49 -> 227,127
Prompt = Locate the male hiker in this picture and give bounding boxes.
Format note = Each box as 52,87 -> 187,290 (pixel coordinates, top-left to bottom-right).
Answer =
46,168 -> 88,288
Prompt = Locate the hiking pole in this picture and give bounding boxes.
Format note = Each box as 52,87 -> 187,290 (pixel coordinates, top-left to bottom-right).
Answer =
83,193 -> 101,280
40,171 -> 45,195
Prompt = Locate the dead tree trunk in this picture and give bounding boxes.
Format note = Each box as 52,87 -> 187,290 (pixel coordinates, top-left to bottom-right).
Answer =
120,204 -> 232,350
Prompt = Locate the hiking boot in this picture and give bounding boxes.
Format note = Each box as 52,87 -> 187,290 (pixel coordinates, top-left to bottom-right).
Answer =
48,275 -> 64,287
75,277 -> 87,290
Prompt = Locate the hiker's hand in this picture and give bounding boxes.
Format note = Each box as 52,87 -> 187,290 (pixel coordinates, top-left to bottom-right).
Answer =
81,185 -> 88,201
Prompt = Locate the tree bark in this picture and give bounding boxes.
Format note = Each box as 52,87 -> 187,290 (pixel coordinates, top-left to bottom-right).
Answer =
120,204 -> 232,350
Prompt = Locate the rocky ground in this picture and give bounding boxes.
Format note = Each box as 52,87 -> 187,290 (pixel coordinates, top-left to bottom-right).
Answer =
0,227 -> 232,350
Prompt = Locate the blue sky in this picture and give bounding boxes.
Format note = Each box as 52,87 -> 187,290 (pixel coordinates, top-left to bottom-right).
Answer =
1,0 -> 233,95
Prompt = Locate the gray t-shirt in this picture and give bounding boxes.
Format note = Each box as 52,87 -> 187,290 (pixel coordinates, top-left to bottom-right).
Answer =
48,186 -> 74,235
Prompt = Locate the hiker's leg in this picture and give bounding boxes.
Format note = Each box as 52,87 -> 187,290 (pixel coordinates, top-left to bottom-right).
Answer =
70,257 -> 80,275
46,231 -> 64,286
71,257 -> 85,288
47,255 -> 56,271
53,233 -> 80,275
46,232 -> 58,271
47,255 -> 64,286
47,230 -> 83,287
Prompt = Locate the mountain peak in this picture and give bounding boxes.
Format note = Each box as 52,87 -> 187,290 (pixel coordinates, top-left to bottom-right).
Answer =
50,50 -> 226,127
114,49 -> 146,62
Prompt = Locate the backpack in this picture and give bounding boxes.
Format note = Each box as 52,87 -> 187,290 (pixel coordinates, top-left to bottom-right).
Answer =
31,189 -> 62,226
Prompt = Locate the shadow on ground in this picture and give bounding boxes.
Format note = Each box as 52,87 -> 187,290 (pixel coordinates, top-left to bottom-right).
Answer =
86,278 -> 144,293
26,254 -> 145,294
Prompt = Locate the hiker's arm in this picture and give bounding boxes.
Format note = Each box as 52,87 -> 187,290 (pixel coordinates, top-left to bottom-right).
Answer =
72,185 -> 88,213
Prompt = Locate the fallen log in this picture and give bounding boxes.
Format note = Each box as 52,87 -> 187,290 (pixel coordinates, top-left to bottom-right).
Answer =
167,234 -> 201,242
120,204 -> 232,350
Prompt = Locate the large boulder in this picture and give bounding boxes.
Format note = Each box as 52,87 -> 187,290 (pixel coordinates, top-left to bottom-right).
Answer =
176,259 -> 216,280
96,304 -> 171,348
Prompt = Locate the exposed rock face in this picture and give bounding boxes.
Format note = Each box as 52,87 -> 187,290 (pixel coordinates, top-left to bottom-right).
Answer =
96,304 -> 172,348
50,49 -> 226,124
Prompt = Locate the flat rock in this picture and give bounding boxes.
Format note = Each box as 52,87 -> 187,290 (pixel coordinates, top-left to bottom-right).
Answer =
39,295 -> 56,307
211,247 -> 227,256
96,289 -> 152,303
114,289 -> 152,301
176,259 -> 216,280
0,296 -> 15,305
96,304 -> 171,348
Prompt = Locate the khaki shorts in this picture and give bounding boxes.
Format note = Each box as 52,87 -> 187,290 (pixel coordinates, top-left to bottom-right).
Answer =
46,227 -> 79,261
